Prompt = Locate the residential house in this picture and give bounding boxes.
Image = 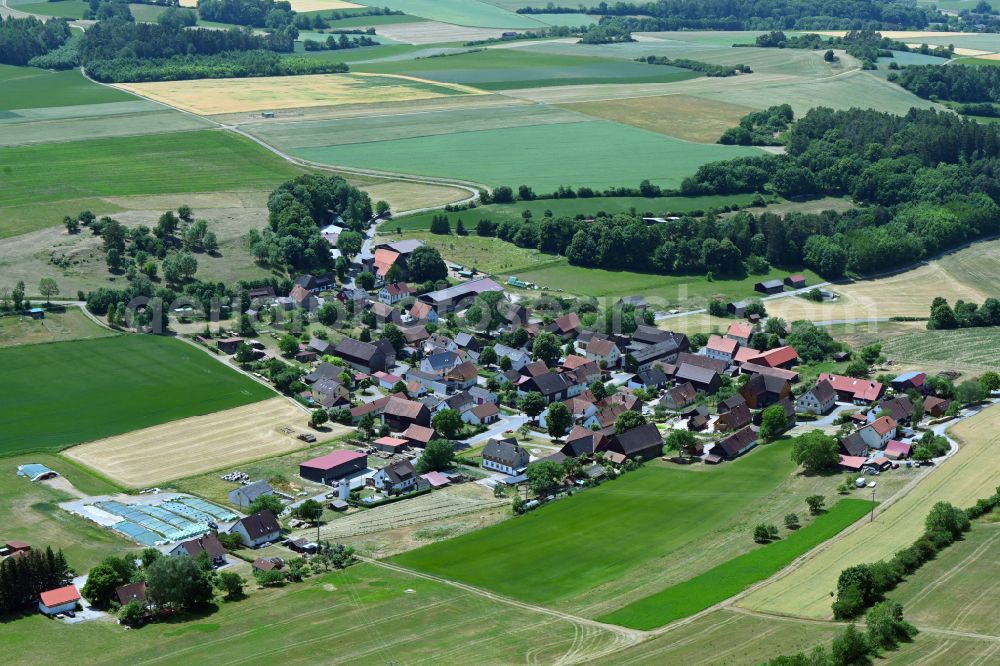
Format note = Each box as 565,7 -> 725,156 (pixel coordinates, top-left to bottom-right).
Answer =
740,373 -> 791,409
305,362 -> 342,385
290,284 -> 319,310
115,581 -> 147,607
228,480 -> 274,509
454,332 -> 482,353
685,405 -> 710,431
891,371 -> 926,393
312,377 -> 350,408
350,396 -> 391,423
383,397 -> 431,432
726,322 -> 754,346
585,337 -> 621,368
520,371 -> 572,404
875,395 -> 914,425
675,352 -> 729,375
409,301 -> 439,324
546,312 -> 582,340
169,533 -> 227,565
924,395 -> 951,417
754,279 -> 784,294
521,360 -> 549,378
606,423 -> 663,461
420,350 -> 462,377
858,416 -> 897,450
446,361 -> 479,391
402,325 -> 430,347
560,426 -> 614,458
840,431 -> 869,457
402,424 -> 436,448
627,367 -> 669,391
674,363 -> 721,395
371,459 -> 417,494
228,510 -> 281,548
705,335 -> 739,363
469,385 -> 498,406
337,286 -> 369,309
439,391 -> 474,415
464,402 -> 500,425
482,438 -> 530,475
371,301 -> 402,327
797,380 -> 837,415
583,402 -> 628,430
818,374 -> 885,404
299,451 -> 368,485
714,427 -> 758,460
308,337 -> 332,356
494,343 -> 531,372
660,382 -> 697,410
405,368 -> 449,394
333,338 -> 391,374
217,337 -> 243,355
378,282 -> 413,305
294,274 -> 335,294
633,339 -> 686,370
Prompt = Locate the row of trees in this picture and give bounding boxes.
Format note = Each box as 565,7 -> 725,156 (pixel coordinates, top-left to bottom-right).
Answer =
0,547 -> 70,616
303,34 -> 377,51
927,296 -> 1000,330
638,54 -> 751,77
86,49 -> 346,83
765,604 -> 916,665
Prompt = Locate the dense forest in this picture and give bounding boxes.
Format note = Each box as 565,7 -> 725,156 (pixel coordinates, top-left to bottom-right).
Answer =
518,0 -> 938,30
86,50 -> 346,82
197,0 -> 294,28
0,16 -> 71,66
891,64 -> 1000,104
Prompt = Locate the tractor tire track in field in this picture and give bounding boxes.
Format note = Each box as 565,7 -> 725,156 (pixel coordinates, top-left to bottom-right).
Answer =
904,528 -> 1000,610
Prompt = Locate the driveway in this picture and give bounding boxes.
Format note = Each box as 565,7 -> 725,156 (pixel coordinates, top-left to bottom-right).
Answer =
462,414 -> 529,445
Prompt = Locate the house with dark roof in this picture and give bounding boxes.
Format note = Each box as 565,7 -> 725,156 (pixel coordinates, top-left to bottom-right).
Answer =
115,581 -> 147,607
675,363 -> 721,395
714,428 -> 758,459
299,450 -> 368,485
840,431 -> 868,457
227,510 -> 281,548
874,395 -> 914,424
754,279 -> 784,295
227,480 -> 274,509
728,300 -> 750,317
333,338 -> 391,374
454,332 -> 481,352
520,371 -> 572,404
924,395 -> 951,417
585,337 -> 622,368
169,533 -> 227,565
740,373 -> 791,409
546,312 -> 582,340
559,426 -> 613,458
716,401 -> 752,432
383,397 -> 431,432
660,382 -> 697,410
420,350 -> 461,377
606,423 -> 663,461
402,424 -> 436,448
417,277 -> 504,314
798,380 -> 837,415
891,371 -> 926,393
675,352 -> 729,375
784,274 -> 807,289
371,459 -> 417,495
482,438 -> 530,475
627,367 -> 669,390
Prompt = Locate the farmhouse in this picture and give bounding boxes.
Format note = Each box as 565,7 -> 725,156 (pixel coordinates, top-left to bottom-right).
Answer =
818,373 -> 884,404
38,585 -> 80,616
705,335 -> 739,362
875,395 -> 914,424
228,510 -> 281,548
418,277 -> 504,314
714,427 -> 758,460
754,280 -> 784,295
115,581 -> 147,607
660,382 -> 697,410
383,396 -> 431,432
169,533 -> 227,565
726,322 -> 754,346
586,337 -> 621,367
716,401 -> 752,432
840,431 -> 869,457
227,480 -> 274,509
520,371 -> 572,404
378,282 -> 413,305
797,380 -> 837,415
300,450 -> 368,485
675,364 -> 721,394
859,416 -> 897,450
482,438 -> 529,476
740,373 -> 791,409
371,459 -> 417,494
924,395 -> 951,416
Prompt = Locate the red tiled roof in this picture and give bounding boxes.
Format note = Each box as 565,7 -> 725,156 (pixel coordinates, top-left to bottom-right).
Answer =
839,455 -> 866,470
40,585 -> 80,607
707,335 -> 738,355
755,345 -> 798,367
562,354 -> 590,369
301,450 -> 366,471
818,373 -> 884,402
868,415 -> 897,436
727,322 -> 753,340
402,424 -> 435,443
374,436 -> 408,447
373,249 -> 400,277
734,347 -> 761,365
587,338 -> 616,356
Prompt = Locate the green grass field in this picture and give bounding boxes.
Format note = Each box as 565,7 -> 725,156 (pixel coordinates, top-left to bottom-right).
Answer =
0,454 -> 131,570
0,335 -> 274,453
357,0 -> 545,28
0,65 -> 135,111
293,121 -> 760,191
393,442 -> 799,608
0,130 -> 304,236
3,562 -> 618,664
0,308 -> 118,347
353,47 -> 699,89
601,499 -> 874,629
386,193 -> 758,231
14,0 -> 88,18
879,327 -> 1000,373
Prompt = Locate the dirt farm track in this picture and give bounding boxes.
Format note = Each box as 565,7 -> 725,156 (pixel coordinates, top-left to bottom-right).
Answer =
64,398 -> 345,487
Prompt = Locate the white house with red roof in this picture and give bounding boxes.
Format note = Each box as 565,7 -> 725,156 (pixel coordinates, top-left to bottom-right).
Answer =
705,335 -> 739,362
38,585 -> 80,616
726,322 -> 754,346
818,373 -> 885,404
858,415 -> 897,450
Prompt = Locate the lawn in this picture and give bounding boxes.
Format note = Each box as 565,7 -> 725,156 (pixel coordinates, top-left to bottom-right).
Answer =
2,562 -> 618,665
0,65 -> 135,110
0,454 -> 131,571
356,0 -> 545,28
392,441 -> 800,607
383,231 -> 559,274
0,335 -> 275,454
292,121 -> 762,191
353,47 -> 699,90
601,499 -> 874,629
384,193 -> 758,231
0,308 -> 118,348
0,130 -> 304,229
14,0 -> 88,18
739,402 -> 1000,619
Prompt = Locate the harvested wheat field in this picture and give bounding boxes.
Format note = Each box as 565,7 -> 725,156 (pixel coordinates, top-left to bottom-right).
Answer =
766,261 -> 987,323
738,402 -> 1000,619
116,73 -> 483,116
363,180 -> 471,211
65,398 -> 346,487
286,0 -> 360,11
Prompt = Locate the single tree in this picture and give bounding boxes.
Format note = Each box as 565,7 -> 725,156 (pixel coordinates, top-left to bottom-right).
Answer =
216,572 -> 246,601
614,410 -> 647,434
357,412 -> 377,441
784,513 -> 800,529
479,345 -> 498,367
432,408 -> 463,439
248,493 -> 284,516
806,494 -> 826,515
518,391 -> 546,422
356,271 -> 376,290
416,438 -> 455,473
309,409 -> 328,429
664,429 -> 697,456
278,334 -> 299,357
292,499 -> 324,525
381,324 -> 405,353
790,430 -> 840,474
759,404 -> 788,441
866,600 -> 917,650
531,331 -> 561,366
146,555 -> 213,610
753,523 -> 779,543
38,278 -> 59,304
526,460 -> 564,496
118,599 -> 145,626
546,401 -> 572,439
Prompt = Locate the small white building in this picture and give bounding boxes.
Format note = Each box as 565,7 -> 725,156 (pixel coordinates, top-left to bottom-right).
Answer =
797,379 -> 837,415
38,585 -> 80,616
227,510 -> 281,548
371,459 -> 418,494
858,416 -> 897,450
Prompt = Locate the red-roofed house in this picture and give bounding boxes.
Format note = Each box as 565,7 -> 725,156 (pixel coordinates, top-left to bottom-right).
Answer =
372,248 -> 400,279
705,335 -> 739,362
299,450 -> 367,484
585,338 -> 621,368
753,345 -> 799,369
402,424 -> 436,448
839,455 -> 866,472
818,373 -> 884,404
421,471 -> 450,488
378,282 -> 413,305
733,347 -> 761,365
38,585 -> 80,616
859,416 -> 897,450
373,436 -> 408,454
885,440 -> 912,459
464,402 -> 500,425
726,322 -> 754,346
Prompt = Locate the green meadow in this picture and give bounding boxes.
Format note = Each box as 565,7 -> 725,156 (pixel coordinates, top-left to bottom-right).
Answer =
0,335 -> 274,453
363,0 -> 544,28
601,499 -> 874,629
0,65 -> 135,110
393,442 -> 800,608
13,0 -> 89,18
293,121 -> 761,191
